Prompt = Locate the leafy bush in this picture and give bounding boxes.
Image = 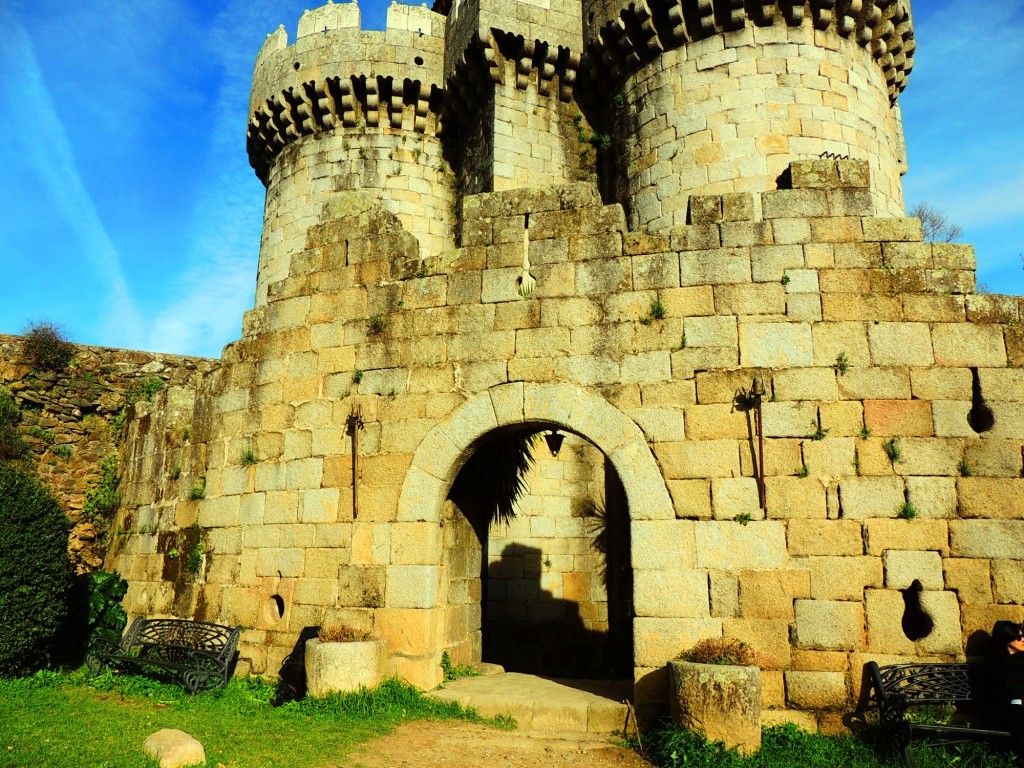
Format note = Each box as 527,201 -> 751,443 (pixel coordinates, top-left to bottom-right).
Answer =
0,463 -> 73,676
0,389 -> 26,460
21,321 -> 74,371
59,570 -> 129,665
80,570 -> 128,641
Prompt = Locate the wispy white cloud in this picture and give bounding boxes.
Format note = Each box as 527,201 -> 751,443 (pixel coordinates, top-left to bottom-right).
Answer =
942,165 -> 1024,231
0,14 -> 144,345
144,0 -> 289,357
22,0 -> 187,144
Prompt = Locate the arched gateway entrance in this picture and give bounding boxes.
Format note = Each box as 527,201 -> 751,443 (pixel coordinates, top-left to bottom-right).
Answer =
396,383 -> 676,685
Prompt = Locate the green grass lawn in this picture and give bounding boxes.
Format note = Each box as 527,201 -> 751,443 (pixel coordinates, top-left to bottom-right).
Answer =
0,669 -> 504,768
642,719 -> 1017,768
3,669 -> 1017,768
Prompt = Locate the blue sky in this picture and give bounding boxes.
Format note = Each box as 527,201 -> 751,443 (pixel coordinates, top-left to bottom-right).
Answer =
0,1 -> 1021,359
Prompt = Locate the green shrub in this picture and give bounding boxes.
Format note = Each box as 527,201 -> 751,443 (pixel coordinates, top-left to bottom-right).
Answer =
0,390 -> 26,460
0,463 -> 73,675
21,321 -> 74,371
134,376 -> 164,402
83,454 -> 120,527
59,570 -> 128,665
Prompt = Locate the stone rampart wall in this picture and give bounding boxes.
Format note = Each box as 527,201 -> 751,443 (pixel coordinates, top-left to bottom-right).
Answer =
108,158 -> 1023,726
0,335 -> 214,571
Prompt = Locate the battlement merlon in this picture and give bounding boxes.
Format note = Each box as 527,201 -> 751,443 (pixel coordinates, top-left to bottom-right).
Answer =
580,0 -> 916,102
251,1 -> 445,118
253,1 -> 445,73
248,1 -> 447,181
438,0 -> 583,84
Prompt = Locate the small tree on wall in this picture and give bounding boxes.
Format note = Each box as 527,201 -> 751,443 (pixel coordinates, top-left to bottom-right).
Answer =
21,321 -> 75,372
909,202 -> 962,243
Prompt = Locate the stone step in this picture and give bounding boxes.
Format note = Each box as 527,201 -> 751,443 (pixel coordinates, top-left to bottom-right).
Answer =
427,672 -> 634,736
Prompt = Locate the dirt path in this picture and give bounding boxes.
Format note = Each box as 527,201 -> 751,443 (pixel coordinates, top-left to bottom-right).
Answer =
345,720 -> 653,768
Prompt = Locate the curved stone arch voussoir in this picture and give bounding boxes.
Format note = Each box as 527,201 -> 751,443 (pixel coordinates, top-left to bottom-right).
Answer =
397,382 -> 675,525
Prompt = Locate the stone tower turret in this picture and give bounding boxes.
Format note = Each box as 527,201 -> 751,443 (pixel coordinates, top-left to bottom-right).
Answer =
247,1 -> 452,306
436,0 -> 586,195
578,0 -> 916,232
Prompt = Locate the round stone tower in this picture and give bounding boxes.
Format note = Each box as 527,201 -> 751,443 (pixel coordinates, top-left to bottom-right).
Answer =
579,0 -> 915,232
247,0 -> 452,306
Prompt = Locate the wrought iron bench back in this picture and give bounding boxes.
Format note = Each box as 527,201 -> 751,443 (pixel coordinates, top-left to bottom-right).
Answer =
123,618 -> 238,661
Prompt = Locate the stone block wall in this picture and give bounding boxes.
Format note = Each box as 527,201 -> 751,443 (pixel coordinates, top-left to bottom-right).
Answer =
485,434 -> 615,675
108,159 -> 1024,722
440,498 -> 483,665
0,335 -> 214,571
618,24 -> 905,233
488,71 -> 587,192
488,434 -> 608,630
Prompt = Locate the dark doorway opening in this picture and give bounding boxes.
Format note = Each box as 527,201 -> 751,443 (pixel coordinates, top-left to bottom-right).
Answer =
440,427 -> 633,680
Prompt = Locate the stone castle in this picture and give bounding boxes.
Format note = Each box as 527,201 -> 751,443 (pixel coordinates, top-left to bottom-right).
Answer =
46,0 -> 1021,728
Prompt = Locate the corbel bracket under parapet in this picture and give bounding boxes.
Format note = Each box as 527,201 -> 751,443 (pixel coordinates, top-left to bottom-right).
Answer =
492,31 -> 581,100
441,33 -> 499,133
246,75 -> 444,182
441,31 -> 581,134
578,0 -> 914,105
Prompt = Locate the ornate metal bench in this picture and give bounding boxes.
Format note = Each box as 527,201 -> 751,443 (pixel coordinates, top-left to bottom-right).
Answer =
86,617 -> 240,693
865,661 -> 1011,768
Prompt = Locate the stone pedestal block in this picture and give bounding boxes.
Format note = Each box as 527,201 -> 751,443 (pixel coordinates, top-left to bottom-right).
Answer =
305,638 -> 387,697
668,660 -> 762,755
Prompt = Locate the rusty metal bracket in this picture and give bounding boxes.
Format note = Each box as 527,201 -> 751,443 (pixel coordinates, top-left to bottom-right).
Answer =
347,404 -> 364,519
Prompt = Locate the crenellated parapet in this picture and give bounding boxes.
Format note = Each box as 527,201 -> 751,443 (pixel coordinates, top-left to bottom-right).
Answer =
440,31 -> 581,134
247,1 -> 447,183
435,0 -> 589,192
580,0 -> 914,102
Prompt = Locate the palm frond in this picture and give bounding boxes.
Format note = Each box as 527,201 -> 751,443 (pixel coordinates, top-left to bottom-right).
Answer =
450,433 -> 539,527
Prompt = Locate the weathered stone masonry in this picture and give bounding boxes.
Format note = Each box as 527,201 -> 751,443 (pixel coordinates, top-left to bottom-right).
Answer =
0,336 -> 214,572
89,0 -> 1024,730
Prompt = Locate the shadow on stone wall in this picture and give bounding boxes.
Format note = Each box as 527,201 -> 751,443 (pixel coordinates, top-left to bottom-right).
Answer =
485,543 -> 625,679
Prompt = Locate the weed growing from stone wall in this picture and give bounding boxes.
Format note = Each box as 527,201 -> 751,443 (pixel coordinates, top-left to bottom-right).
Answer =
21,321 -> 74,372
83,454 -> 120,542
883,438 -> 903,464
239,445 -> 258,467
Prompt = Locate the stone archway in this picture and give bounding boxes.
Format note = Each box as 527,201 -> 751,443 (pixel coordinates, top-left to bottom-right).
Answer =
397,382 -> 675,524
396,382 -> 681,684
